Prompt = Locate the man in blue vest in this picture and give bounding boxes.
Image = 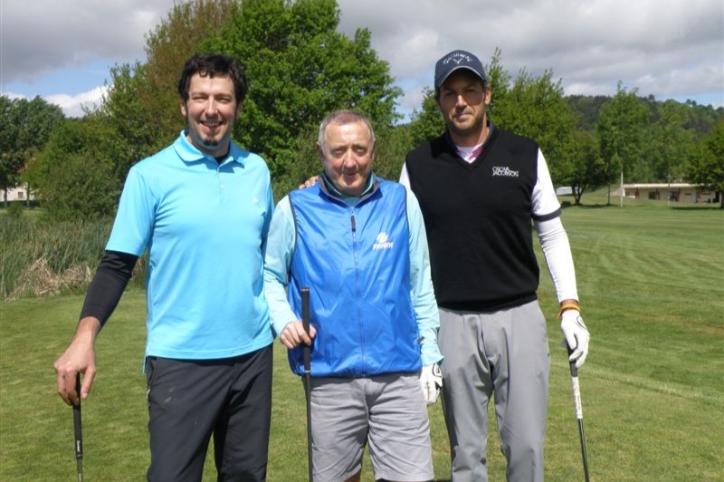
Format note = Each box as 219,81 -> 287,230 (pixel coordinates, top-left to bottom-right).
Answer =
401,49 -> 591,482
265,110 -> 443,482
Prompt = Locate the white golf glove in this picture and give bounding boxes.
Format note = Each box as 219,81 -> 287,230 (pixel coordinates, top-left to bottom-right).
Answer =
420,364 -> 443,405
560,310 -> 590,368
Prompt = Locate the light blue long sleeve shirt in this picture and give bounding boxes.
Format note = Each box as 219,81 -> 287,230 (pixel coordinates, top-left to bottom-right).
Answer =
264,175 -> 443,366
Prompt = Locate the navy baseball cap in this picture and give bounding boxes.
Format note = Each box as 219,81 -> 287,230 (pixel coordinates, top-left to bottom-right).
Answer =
434,50 -> 487,88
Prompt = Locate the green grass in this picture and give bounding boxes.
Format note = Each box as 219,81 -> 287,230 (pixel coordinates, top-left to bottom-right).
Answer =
1,194 -> 722,481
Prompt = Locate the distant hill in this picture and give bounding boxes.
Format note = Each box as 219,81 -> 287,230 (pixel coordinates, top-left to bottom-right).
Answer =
566,95 -> 724,135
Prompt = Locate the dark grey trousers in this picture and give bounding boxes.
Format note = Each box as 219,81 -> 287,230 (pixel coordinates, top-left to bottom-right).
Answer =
145,345 -> 273,482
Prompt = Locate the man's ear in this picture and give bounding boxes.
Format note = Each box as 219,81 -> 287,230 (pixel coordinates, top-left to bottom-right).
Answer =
180,101 -> 187,117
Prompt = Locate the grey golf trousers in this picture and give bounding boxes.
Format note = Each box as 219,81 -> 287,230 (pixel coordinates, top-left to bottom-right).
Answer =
439,301 -> 550,482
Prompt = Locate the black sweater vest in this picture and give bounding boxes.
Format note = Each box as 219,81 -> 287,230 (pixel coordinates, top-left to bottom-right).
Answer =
406,127 -> 541,311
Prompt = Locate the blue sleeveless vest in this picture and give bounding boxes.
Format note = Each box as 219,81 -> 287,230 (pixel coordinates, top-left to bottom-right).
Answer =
286,178 -> 421,377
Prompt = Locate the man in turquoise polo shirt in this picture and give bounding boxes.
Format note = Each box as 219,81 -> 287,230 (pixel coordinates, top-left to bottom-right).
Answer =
54,53 -> 274,482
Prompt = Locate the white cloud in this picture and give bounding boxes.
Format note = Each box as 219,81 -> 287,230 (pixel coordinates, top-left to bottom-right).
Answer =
2,0 -> 722,115
6,86 -> 109,118
337,0 -> 724,108
45,86 -> 109,118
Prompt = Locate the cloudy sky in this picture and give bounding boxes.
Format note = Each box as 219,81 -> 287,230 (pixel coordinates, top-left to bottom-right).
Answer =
2,0 -> 722,118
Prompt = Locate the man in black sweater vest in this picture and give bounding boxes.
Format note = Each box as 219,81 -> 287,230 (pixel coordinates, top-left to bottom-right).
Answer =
400,50 -> 591,482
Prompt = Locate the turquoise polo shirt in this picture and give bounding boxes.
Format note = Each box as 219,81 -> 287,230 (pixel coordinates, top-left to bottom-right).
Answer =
106,132 -> 274,360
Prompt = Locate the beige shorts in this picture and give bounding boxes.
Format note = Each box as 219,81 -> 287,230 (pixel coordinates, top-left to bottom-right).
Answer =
307,373 -> 434,482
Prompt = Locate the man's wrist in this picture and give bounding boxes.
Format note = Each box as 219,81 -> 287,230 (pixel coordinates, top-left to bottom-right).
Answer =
557,301 -> 580,320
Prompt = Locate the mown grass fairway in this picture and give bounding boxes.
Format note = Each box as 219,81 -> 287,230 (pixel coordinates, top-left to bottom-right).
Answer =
1,196 -> 722,481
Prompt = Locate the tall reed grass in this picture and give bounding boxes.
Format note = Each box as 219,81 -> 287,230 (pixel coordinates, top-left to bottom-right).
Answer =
0,214 -> 146,299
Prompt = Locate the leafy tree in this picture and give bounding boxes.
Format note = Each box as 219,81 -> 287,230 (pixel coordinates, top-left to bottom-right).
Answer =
373,124 -> 414,181
684,100 -> 724,134
97,0 -> 237,182
644,100 -> 694,183
408,88 -> 445,148
96,0 -> 401,200
209,0 -> 401,181
596,83 -> 650,206
25,118 -> 122,220
97,63 -> 160,181
688,120 -> 724,208
492,66 -> 577,187
567,95 -> 611,131
140,0 -> 236,144
0,96 -> 64,206
565,130 -> 608,205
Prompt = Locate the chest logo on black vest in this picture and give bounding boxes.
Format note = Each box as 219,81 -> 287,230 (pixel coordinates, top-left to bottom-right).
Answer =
492,166 -> 520,177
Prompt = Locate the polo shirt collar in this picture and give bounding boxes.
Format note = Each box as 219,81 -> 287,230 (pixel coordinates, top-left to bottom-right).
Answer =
173,131 -> 248,166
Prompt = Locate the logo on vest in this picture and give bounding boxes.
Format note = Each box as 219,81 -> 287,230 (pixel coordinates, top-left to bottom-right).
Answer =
373,232 -> 394,251
492,166 -> 519,177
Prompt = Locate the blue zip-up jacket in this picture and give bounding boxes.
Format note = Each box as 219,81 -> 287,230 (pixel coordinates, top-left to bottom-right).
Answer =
268,175 -> 438,377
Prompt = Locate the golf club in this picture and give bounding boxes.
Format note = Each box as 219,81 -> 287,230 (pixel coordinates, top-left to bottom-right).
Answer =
567,344 -> 590,482
301,287 -> 313,482
73,374 -> 84,482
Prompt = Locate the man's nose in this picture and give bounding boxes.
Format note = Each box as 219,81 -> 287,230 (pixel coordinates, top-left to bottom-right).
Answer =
342,149 -> 356,167
204,99 -> 218,115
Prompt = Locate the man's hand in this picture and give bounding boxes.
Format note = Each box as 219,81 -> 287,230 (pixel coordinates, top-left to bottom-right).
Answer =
279,320 -> 316,350
420,364 -> 442,405
54,318 -> 100,405
297,175 -> 319,189
560,310 -> 590,368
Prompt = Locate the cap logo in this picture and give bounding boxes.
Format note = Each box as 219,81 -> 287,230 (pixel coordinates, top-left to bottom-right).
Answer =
444,52 -> 474,65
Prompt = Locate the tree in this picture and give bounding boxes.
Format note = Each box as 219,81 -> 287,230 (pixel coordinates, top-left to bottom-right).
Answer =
97,0 -> 237,181
408,88 -> 445,148
25,118 -> 122,220
642,100 -> 694,184
688,121 -> 724,208
492,67 -> 577,175
0,96 -> 65,206
565,131 -> 608,205
96,0 -> 401,198
596,83 -> 650,206
209,0 -> 402,181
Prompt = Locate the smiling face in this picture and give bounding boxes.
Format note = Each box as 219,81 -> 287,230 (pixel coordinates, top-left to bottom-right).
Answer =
436,69 -> 492,146
180,73 -> 240,158
318,120 -> 375,197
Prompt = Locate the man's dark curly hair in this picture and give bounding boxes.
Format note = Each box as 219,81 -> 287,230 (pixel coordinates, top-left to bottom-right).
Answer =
177,53 -> 248,104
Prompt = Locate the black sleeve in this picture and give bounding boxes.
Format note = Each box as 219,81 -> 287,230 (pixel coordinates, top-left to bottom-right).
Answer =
79,250 -> 138,327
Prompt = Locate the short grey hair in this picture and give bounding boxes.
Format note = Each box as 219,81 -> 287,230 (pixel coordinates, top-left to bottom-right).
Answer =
317,110 -> 376,151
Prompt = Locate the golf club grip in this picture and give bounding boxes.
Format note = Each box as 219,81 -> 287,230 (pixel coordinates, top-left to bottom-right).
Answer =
73,376 -> 83,460
301,288 -> 311,370
566,342 -> 578,377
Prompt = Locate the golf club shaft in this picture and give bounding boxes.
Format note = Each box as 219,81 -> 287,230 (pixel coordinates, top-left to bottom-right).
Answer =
568,345 -> 590,482
73,375 -> 84,482
301,288 -> 312,482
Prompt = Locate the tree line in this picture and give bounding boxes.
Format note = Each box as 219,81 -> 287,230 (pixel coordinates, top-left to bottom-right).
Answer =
2,0 -> 723,217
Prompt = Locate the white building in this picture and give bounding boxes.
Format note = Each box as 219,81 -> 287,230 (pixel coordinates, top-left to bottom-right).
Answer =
3,185 -> 35,202
620,183 -> 718,204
